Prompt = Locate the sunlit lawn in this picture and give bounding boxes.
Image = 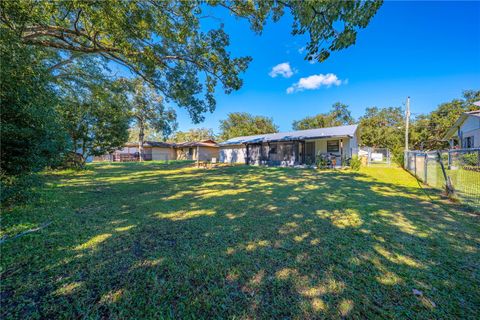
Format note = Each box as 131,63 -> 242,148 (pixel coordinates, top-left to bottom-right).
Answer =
1,162 -> 479,319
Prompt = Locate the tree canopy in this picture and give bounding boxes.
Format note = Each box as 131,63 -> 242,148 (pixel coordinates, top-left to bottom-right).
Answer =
57,80 -> 131,162
1,0 -> 383,122
358,106 -> 404,151
169,128 -> 216,143
292,102 -> 354,130
129,79 -> 177,159
0,30 -> 66,176
219,112 -> 278,141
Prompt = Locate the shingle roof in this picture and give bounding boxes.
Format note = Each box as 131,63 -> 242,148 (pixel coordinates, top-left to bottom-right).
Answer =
220,124 -> 358,146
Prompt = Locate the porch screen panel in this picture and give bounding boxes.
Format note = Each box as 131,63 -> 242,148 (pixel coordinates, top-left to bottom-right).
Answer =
248,144 -> 262,165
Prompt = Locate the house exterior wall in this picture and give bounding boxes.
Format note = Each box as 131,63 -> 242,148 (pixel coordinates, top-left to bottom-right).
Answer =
176,147 -> 194,160
176,146 -> 219,161
151,147 -> 176,160
219,146 -> 247,164
197,146 -> 219,161
459,116 -> 480,148
219,128 -> 360,166
311,137 -> 352,157
349,134 -> 359,154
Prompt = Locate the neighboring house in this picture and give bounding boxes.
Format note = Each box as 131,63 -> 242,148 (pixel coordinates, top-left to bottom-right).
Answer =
95,140 -> 219,162
219,124 -> 360,166
111,141 -> 176,161
444,105 -> 480,149
175,140 -> 219,161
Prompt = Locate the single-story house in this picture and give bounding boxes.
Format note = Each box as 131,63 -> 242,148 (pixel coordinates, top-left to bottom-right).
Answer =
444,105 -> 480,149
219,124 -> 360,166
111,141 -> 176,161
175,140 -> 219,161
96,140 -> 219,162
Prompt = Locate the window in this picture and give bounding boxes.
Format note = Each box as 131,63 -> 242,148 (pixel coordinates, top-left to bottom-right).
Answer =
188,147 -> 194,156
463,136 -> 474,149
269,145 -> 277,154
327,140 -> 340,153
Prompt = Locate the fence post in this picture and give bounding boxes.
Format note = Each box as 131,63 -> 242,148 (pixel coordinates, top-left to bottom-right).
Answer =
438,151 -> 454,196
414,153 -> 417,177
424,153 -> 428,183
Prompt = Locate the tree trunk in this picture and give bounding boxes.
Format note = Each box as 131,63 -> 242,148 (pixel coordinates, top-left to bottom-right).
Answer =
82,138 -> 87,164
73,137 -> 78,155
138,119 -> 145,161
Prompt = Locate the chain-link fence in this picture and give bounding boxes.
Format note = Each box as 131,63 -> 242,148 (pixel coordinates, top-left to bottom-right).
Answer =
405,148 -> 480,210
355,147 -> 391,167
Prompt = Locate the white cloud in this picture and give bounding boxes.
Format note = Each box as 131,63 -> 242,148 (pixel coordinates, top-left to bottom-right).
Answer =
269,62 -> 294,78
298,46 -> 305,54
286,73 -> 343,94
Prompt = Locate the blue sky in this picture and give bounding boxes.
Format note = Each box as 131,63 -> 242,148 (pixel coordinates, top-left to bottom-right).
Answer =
118,1 -> 480,133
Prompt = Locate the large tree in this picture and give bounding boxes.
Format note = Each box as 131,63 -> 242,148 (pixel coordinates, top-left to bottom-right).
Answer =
57,81 -> 131,164
169,128 -> 216,143
359,106 -> 404,151
219,112 -> 278,141
1,0 -> 383,122
0,29 -> 66,177
292,102 -> 354,130
0,29 -> 68,205
129,79 -> 177,160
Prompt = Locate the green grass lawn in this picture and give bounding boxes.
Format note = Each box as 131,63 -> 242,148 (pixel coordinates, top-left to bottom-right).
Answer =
1,162 -> 479,319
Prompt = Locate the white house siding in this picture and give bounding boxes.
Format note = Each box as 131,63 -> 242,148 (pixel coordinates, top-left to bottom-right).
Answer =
459,116 -> 480,148
219,146 -> 247,164
313,137 -> 352,157
349,134 -> 359,155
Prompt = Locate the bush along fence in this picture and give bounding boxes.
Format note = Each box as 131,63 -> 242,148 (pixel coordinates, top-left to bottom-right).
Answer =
405,148 -> 480,211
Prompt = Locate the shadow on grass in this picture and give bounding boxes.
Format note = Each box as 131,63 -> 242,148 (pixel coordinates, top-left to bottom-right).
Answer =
1,163 -> 479,319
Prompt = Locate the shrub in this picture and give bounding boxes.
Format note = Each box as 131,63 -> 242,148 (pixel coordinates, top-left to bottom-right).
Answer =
0,173 -> 41,207
349,155 -> 361,171
57,152 -> 86,170
461,152 -> 479,167
392,147 -> 405,167
316,156 -> 328,168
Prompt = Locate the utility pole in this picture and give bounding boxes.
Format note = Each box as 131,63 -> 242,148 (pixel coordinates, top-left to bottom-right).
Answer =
405,96 -> 410,151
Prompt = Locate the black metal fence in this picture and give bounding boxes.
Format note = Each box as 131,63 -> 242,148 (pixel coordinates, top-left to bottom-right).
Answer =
405,148 -> 480,210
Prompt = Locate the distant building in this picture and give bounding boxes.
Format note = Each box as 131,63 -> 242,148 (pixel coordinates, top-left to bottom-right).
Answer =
174,140 -> 219,161
94,140 -> 219,162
